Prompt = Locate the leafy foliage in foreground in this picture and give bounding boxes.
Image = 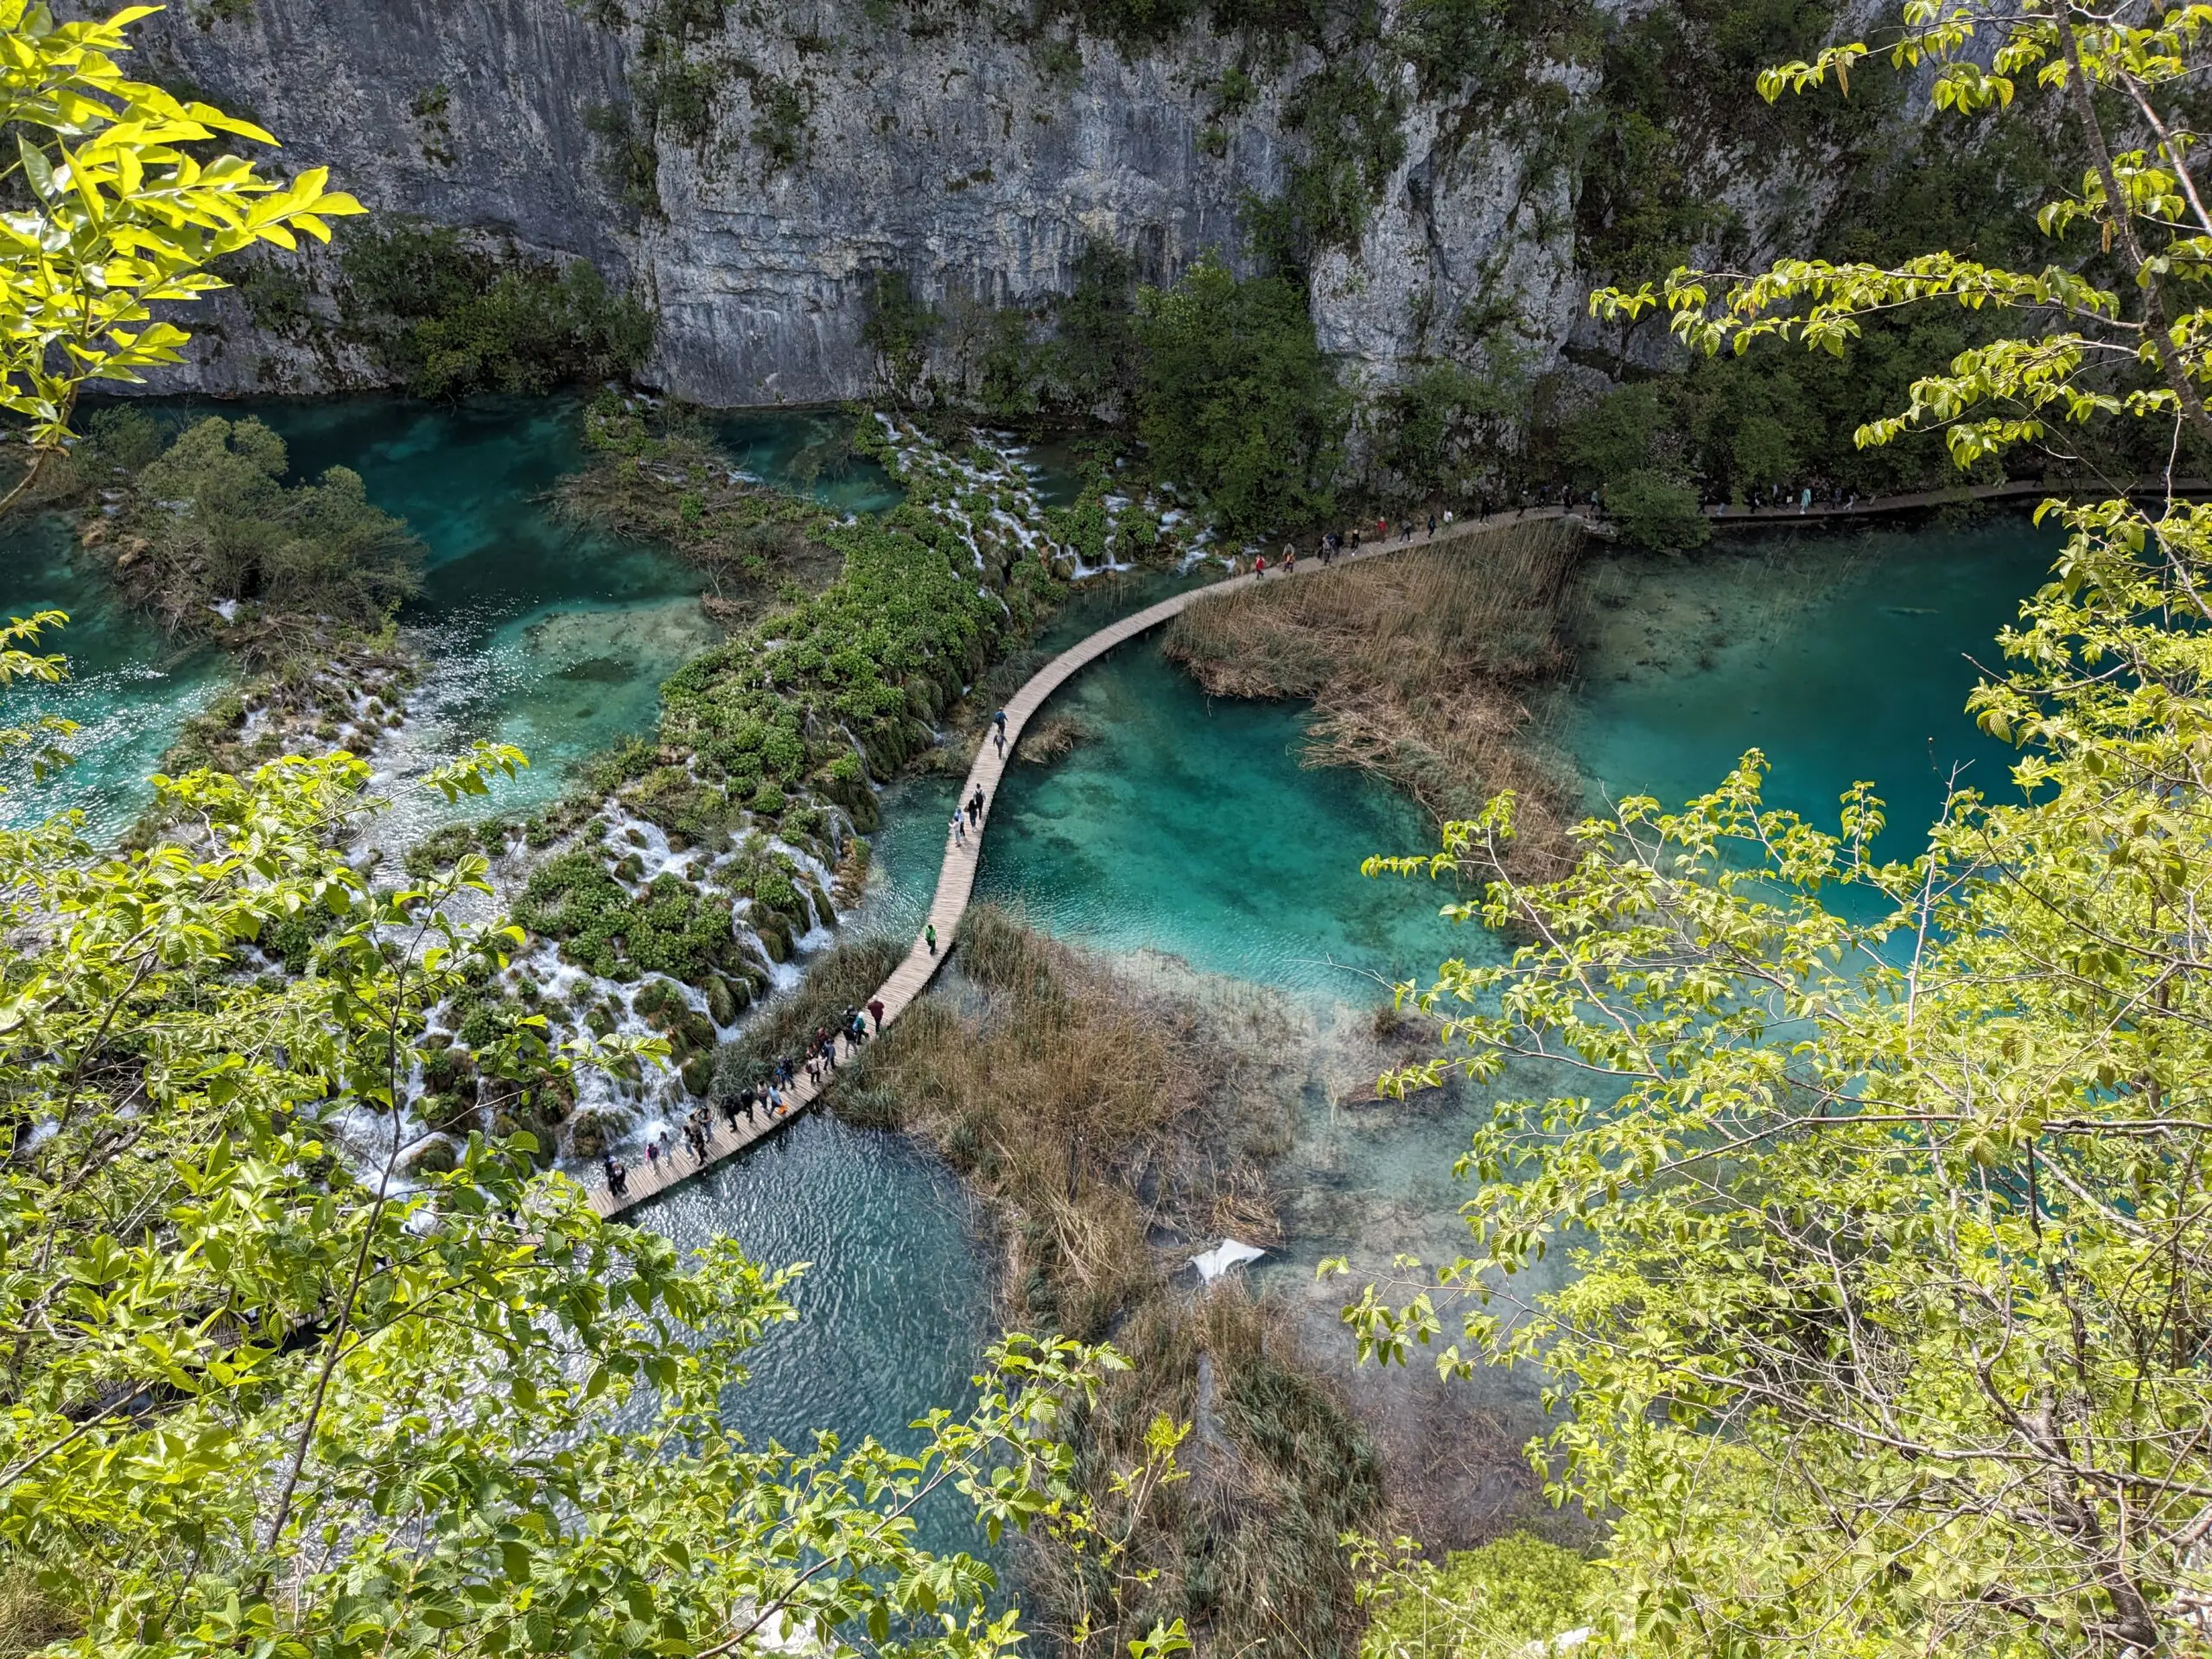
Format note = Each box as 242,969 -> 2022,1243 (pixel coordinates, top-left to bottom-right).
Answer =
0,0 -> 360,510
1350,4 -> 2212,1652
0,638 -> 1164,1659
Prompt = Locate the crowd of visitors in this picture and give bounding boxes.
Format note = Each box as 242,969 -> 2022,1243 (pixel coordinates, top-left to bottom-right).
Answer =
597,1001 -> 891,1201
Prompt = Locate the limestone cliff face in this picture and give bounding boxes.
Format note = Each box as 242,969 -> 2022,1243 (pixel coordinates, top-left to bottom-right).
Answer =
105,0 -> 1833,407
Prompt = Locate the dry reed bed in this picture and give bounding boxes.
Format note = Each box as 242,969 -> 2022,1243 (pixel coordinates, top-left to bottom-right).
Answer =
828,910 -> 1382,1656
837,906 -> 1294,1337
1163,521 -> 1585,880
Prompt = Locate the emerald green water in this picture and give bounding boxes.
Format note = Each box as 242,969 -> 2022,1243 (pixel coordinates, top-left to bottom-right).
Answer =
0,390 -> 2080,1559
1567,521 -> 2056,849
0,514 -> 228,840
1,399 -> 911,842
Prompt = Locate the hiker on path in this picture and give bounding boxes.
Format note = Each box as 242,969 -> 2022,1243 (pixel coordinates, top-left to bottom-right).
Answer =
1283,544 -> 1296,574
1350,527 -> 1362,552
868,996 -> 887,1033
1377,516 -> 1388,540
1427,512 -> 1437,537
1254,553 -> 1268,577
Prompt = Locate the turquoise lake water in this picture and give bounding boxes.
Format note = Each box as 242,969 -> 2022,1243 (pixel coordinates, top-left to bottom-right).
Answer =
1567,519 -> 2058,855
0,394 -> 2083,1563
1,398 -> 903,839
0,513 -> 228,842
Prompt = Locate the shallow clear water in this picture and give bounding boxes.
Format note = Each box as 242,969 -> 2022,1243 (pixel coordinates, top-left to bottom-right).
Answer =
2,398 -> 942,845
861,568 -> 1465,1000
711,407 -> 903,516
222,396 -> 718,842
0,514 -> 228,839
2,385 -> 2084,1557
1567,520 -> 2057,845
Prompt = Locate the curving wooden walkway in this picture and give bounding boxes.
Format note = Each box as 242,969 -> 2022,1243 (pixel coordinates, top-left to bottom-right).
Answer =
582,505 -> 1580,1216
1703,474 -> 2212,527
579,467 -> 2212,1216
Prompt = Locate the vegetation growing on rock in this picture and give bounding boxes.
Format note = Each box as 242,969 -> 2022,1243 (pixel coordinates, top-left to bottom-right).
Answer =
338,219 -> 652,398
86,415 -> 422,651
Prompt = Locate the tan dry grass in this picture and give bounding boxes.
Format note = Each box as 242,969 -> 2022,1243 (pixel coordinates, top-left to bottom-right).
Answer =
836,913 -> 1382,1655
1163,521 -> 1583,879
843,906 -> 1290,1338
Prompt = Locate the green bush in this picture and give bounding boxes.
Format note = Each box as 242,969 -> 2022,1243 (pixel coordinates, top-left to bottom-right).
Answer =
861,271 -> 939,400
1362,1534 -> 1592,1659
1282,59 -> 1406,252
340,220 -> 652,397
1607,467 -> 1709,553
1134,254 -> 1346,537
513,852 -> 741,985
122,416 -> 421,632
585,102 -> 662,216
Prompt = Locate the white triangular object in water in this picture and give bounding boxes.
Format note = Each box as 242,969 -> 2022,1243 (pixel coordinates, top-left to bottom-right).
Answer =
1190,1238 -> 1264,1282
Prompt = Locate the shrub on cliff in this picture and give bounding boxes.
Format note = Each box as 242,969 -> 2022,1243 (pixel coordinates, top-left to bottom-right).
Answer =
1135,253 -> 1346,538
340,220 -> 652,397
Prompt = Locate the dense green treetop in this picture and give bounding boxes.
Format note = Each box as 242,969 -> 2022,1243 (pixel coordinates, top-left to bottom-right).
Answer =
0,1 -> 359,505
1349,3 -> 2212,1654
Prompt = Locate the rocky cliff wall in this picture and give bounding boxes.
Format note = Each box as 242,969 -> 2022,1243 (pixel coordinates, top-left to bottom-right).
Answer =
105,0 -> 1872,408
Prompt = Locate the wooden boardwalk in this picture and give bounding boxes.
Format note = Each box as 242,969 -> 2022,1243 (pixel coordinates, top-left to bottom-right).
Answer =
582,507 -> 1575,1216
1702,474 -> 2212,527
584,466 -> 2178,1216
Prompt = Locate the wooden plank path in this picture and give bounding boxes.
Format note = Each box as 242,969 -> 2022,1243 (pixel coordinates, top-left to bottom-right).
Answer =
582,505 -> 1580,1217
1702,474 -> 2212,527
585,464 -> 2182,1217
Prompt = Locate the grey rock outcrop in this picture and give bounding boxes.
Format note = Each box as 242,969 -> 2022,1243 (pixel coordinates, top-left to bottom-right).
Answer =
101,0 -> 1873,407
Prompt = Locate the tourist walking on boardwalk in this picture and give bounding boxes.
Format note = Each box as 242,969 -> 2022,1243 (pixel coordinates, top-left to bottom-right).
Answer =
645,1134 -> 660,1169
969,785 -> 985,824
950,810 -> 965,847
868,996 -> 886,1033
925,923 -> 938,955
604,1154 -> 627,1198
993,708 -> 1008,755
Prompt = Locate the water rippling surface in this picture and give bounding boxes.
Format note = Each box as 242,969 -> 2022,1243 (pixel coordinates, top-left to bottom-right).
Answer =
0,394 -> 2086,1562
